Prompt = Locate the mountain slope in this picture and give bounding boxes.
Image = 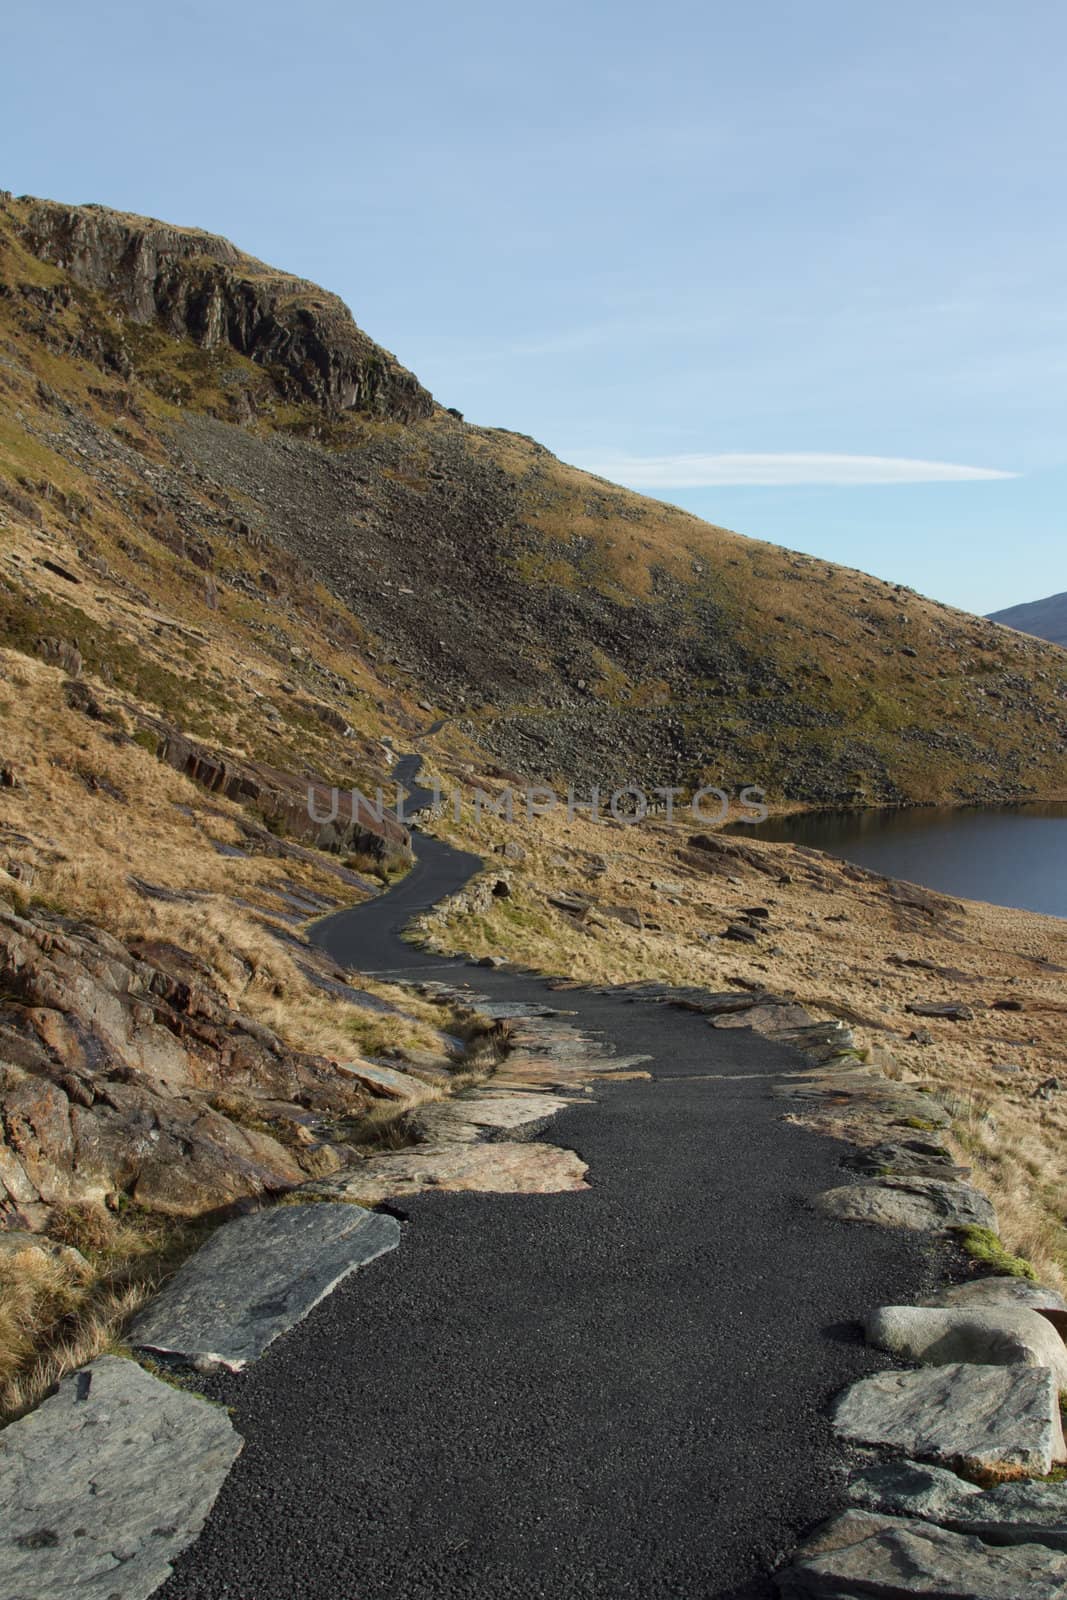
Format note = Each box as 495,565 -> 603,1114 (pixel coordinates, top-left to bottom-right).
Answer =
1,190 -> 1066,810
989,590 -> 1067,649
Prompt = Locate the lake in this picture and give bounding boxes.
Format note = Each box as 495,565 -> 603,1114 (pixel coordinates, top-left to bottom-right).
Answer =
731,803 -> 1067,919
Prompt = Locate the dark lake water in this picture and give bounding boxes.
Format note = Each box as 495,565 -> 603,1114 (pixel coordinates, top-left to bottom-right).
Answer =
732,803 -> 1067,919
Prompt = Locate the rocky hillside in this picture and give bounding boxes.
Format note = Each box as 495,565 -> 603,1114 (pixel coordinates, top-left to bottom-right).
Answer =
1,189 -> 1066,817
989,590 -> 1067,650
1,187 -> 1066,1429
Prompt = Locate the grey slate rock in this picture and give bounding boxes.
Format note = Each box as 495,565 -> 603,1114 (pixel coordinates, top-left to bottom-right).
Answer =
0,1355 -> 241,1600
131,1201 -> 400,1371
849,1459 -> 1067,1553
832,1362 -> 1066,1475
776,1508 -> 1067,1597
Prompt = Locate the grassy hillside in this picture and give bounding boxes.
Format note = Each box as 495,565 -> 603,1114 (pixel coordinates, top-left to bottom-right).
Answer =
1,189 -> 1065,816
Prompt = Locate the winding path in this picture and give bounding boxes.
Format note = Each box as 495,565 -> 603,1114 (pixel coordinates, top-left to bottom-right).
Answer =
160,760 -> 944,1600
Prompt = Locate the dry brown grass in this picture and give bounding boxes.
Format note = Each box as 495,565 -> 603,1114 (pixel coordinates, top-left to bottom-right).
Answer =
0,648 -> 464,1064
0,1204 -> 210,1425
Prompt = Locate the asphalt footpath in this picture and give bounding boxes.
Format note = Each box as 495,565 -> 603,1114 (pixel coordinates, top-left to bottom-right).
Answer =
159,769 -> 947,1600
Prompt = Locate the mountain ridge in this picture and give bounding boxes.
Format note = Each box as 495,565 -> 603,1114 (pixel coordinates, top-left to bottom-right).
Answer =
2,189 -> 1066,809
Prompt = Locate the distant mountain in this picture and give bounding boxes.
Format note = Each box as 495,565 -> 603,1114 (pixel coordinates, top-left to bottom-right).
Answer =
988,592 -> 1067,649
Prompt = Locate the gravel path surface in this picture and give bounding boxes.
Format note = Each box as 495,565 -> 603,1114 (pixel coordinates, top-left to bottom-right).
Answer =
159,764 -> 948,1600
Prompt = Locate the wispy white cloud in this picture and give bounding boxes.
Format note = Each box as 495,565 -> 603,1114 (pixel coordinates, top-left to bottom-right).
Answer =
571,452 -> 1017,487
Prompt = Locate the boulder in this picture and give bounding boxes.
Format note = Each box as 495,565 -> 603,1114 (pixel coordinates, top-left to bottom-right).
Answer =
813,1176 -> 996,1232
0,1355 -> 241,1600
130,1201 -> 400,1371
866,1304 -> 1067,1388
304,1140 -> 589,1205
777,1509 -> 1067,1598
832,1363 -> 1066,1476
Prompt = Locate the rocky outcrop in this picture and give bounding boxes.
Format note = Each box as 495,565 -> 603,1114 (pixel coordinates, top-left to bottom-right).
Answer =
20,200 -> 435,421
147,720 -> 411,864
0,904 -> 372,1226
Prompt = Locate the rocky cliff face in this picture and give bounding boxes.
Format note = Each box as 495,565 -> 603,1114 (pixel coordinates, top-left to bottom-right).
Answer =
19,199 -> 434,421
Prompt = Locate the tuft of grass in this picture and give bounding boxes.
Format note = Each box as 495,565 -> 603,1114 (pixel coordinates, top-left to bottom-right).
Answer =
0,1204 -> 213,1426
952,1224 -> 1038,1281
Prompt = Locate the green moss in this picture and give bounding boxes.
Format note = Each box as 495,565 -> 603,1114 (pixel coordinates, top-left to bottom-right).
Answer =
952,1225 -> 1038,1280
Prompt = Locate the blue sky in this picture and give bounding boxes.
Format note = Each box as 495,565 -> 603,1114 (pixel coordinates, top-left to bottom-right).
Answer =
3,0 -> 1065,615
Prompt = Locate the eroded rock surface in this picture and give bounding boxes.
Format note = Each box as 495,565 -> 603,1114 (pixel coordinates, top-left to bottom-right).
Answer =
336,1061 -> 430,1103
0,903 -> 373,1225
411,1089 -> 575,1143
0,1355 -> 241,1600
921,1277 -> 1067,1315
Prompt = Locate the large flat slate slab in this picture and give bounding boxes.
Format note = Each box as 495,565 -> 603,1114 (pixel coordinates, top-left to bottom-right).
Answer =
130,1201 -> 400,1371
304,1140 -> 590,1204
776,1509 -> 1067,1598
0,1355 -> 241,1600
412,1089 -> 575,1143
833,1362 -> 1066,1476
